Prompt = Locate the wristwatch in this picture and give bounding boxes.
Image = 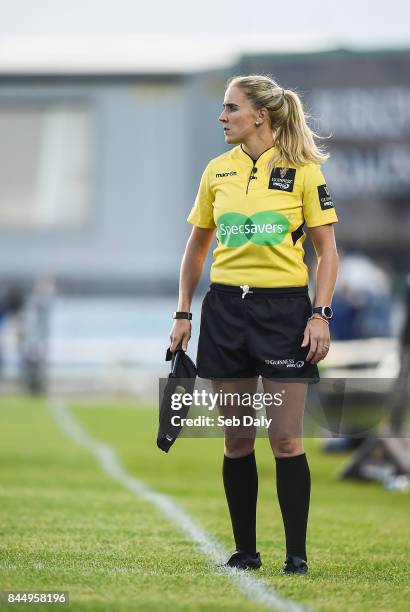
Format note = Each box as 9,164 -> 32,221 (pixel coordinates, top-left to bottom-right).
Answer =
172,311 -> 192,320
312,306 -> 333,320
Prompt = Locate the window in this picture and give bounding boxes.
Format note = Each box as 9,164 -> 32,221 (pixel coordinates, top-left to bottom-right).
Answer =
0,101 -> 93,229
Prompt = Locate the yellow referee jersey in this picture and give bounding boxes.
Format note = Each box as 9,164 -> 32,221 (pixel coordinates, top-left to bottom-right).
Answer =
187,144 -> 338,288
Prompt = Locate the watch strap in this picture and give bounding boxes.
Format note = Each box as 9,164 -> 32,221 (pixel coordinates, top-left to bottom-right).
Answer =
172,311 -> 192,320
312,306 -> 333,319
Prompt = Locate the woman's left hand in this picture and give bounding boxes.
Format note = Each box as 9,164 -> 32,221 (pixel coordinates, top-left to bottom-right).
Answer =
301,317 -> 330,364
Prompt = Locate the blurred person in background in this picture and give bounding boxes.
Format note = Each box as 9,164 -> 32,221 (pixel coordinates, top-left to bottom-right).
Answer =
331,253 -> 393,340
0,291 -> 6,375
170,75 -> 339,574
21,278 -> 55,394
0,285 -> 26,379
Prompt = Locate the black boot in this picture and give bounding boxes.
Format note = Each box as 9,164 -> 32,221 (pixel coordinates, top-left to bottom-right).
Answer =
282,555 -> 308,575
224,550 -> 262,570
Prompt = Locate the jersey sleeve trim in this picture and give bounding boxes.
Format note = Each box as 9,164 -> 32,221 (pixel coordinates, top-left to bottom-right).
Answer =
186,217 -> 216,229
306,216 -> 338,228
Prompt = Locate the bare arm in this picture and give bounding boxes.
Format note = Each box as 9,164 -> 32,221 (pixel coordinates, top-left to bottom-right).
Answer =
170,226 -> 215,351
309,224 -> 339,307
302,224 -> 339,364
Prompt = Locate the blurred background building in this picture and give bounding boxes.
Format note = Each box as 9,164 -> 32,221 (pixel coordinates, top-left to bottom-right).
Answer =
1,48 -> 409,293
0,19 -> 409,395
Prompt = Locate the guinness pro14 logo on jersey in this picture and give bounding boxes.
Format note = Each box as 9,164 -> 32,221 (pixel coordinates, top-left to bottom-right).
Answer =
269,167 -> 296,192
317,184 -> 334,210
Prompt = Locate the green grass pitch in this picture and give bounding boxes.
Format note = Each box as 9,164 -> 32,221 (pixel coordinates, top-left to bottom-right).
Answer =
0,396 -> 409,611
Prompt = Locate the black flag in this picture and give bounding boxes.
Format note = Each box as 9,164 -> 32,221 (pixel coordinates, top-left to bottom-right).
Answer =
157,343 -> 197,453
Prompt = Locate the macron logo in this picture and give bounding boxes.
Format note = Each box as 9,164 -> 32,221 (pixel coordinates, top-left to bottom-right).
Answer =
216,171 -> 238,178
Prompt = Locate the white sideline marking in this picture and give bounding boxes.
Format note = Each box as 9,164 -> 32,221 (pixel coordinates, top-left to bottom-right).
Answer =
49,400 -> 311,612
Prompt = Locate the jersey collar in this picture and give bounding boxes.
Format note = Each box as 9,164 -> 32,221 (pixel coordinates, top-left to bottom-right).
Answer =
237,143 -> 277,165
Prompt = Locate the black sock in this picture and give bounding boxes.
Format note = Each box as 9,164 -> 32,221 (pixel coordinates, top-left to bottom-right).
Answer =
275,453 -> 310,561
223,451 -> 258,555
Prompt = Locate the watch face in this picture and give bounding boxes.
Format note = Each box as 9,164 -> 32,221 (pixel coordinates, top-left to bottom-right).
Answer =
323,306 -> 333,319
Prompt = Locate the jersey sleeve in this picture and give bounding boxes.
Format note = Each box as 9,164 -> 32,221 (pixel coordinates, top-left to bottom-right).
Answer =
187,163 -> 216,229
302,163 -> 338,228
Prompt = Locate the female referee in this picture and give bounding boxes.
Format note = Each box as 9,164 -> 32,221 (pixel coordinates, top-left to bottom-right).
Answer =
170,75 -> 339,574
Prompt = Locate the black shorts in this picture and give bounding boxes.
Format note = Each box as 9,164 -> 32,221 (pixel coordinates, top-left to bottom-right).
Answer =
196,283 -> 319,382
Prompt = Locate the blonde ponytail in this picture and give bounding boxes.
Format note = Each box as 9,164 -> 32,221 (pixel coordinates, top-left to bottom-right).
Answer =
228,75 -> 330,168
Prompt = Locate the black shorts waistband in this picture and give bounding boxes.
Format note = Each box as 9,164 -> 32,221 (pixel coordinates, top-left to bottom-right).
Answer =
209,283 -> 309,296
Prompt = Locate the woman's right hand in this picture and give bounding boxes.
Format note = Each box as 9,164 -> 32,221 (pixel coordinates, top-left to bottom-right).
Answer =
169,319 -> 191,352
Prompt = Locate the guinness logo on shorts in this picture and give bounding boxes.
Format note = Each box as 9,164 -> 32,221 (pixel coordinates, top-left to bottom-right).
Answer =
317,184 -> 334,210
269,167 -> 296,192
